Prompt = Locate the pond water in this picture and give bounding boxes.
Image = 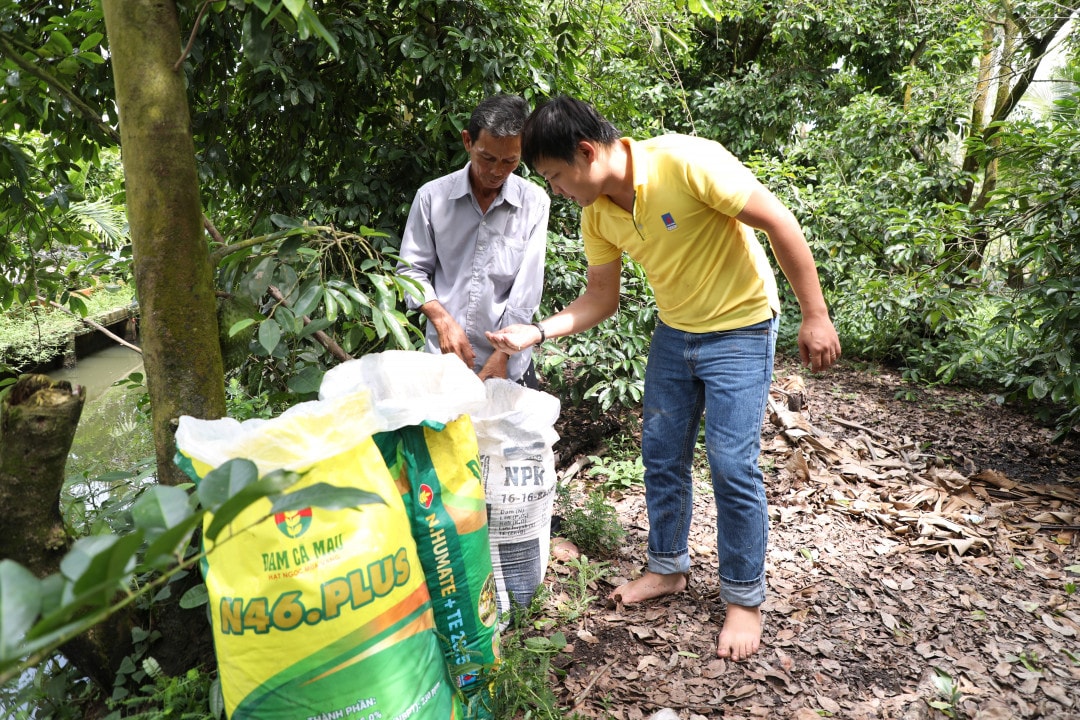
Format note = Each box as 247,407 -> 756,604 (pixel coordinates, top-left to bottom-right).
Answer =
49,344 -> 144,404
47,344 -> 156,519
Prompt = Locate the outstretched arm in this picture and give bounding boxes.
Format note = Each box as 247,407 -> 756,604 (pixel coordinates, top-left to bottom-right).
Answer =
487,259 -> 622,353
737,185 -> 841,372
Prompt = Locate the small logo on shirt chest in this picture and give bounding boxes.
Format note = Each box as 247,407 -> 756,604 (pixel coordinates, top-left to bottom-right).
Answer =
661,212 -> 677,230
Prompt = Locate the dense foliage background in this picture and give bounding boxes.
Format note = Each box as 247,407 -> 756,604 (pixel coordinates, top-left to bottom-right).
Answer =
1,0 -> 1078,715
3,0 -> 1077,434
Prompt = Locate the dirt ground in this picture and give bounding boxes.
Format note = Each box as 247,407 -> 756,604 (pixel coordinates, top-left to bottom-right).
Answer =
539,354 -> 1080,720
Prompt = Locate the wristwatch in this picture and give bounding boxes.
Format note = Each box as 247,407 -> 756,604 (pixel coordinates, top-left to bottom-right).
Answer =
532,321 -> 547,345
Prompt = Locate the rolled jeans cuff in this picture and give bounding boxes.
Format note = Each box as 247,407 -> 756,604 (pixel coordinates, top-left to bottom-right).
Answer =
720,574 -> 766,608
647,551 -> 691,577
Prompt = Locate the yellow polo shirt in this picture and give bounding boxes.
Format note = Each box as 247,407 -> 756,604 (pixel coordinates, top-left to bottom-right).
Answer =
582,135 -> 780,333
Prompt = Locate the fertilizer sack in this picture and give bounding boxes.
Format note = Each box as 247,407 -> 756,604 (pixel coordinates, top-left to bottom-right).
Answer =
374,420 -> 499,718
174,391 -> 459,720
321,352 -> 498,717
471,379 -> 560,619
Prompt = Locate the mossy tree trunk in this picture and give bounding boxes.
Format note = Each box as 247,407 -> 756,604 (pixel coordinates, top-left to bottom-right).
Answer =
102,0 -> 226,486
0,375 -> 136,691
0,376 -> 83,574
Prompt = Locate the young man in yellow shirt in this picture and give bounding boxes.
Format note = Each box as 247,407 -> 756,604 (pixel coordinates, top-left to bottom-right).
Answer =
487,96 -> 841,661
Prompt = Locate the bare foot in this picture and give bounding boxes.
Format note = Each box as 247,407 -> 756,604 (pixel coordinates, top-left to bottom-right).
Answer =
608,571 -> 687,604
716,604 -> 762,661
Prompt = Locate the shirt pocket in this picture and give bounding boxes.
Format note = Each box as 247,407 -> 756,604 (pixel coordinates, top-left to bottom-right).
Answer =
489,235 -> 527,284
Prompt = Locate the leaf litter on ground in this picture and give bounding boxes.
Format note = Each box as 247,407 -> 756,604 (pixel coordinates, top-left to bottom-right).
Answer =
541,354 -> 1080,720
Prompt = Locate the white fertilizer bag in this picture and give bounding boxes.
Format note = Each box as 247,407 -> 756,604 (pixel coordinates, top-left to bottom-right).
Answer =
471,379 -> 560,620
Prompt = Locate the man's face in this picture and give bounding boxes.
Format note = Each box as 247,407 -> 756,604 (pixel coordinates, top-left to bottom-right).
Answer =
532,153 -> 596,207
463,128 -> 521,193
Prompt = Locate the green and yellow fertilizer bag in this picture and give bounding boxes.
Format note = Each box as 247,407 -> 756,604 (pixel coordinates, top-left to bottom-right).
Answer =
320,352 -> 499,718
174,390 -> 460,720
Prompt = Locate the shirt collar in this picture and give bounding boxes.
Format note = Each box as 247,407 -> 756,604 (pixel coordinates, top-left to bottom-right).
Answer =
625,137 -> 649,198
450,163 -> 527,208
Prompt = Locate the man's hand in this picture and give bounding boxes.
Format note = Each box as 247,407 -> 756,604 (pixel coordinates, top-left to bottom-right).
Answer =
436,320 -> 475,368
478,351 -> 511,381
421,300 -> 475,368
486,323 -> 543,355
798,315 -> 841,372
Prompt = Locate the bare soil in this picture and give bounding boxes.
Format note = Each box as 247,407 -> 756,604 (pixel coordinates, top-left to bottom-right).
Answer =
540,354 -> 1080,720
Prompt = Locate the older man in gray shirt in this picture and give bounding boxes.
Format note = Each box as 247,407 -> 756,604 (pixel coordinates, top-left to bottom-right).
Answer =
397,95 -> 551,387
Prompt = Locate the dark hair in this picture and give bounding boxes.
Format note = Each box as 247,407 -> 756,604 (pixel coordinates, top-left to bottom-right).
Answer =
468,94 -> 530,140
521,95 -> 620,169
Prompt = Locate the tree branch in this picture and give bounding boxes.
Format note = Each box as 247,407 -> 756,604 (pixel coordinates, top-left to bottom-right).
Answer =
174,0 -> 212,71
207,226 -> 335,267
267,285 -> 353,362
0,32 -> 119,143
986,8 -> 1078,133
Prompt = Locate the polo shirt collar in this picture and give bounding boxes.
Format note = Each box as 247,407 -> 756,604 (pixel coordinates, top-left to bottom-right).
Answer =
625,137 -> 649,199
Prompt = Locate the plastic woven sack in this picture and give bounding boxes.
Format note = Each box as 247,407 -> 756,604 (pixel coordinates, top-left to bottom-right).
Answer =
471,379 -> 561,620
175,391 -> 459,720
321,351 -> 499,717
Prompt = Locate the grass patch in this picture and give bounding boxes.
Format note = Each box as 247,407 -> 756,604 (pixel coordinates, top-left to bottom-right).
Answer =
0,284 -> 136,372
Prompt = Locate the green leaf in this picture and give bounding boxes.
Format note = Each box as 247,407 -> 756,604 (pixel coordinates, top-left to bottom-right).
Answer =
229,318 -> 257,338
258,317 -> 282,354
47,31 -> 74,56
286,365 -> 324,394
340,284 -> 372,308
79,33 -> 104,52
197,458 -> 260,511
242,9 -> 273,64
60,532 -> 143,603
269,214 -> 303,229
278,235 -> 304,261
381,309 -> 413,349
179,583 -> 209,610
141,516 -> 203,571
240,256 -> 275,299
270,483 -> 386,514
0,561 -> 42,661
210,677 -> 225,717
323,286 -> 338,323
325,286 -> 351,317
132,485 -> 193,532
297,317 -> 333,339
297,7 -> 339,56
204,470 -> 304,542
292,282 -> 323,318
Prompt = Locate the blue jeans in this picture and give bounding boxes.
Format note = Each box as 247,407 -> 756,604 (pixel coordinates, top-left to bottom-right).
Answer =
640,316 -> 777,607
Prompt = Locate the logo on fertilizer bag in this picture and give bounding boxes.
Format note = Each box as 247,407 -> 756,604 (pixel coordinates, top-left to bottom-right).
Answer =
274,508 -> 312,538
418,483 -> 434,509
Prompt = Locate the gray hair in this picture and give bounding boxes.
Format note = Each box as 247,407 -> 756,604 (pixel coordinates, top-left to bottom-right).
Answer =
468,94 -> 530,139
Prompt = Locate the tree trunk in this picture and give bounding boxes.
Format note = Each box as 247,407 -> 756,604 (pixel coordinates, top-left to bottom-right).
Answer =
0,375 -> 136,691
0,375 -> 83,572
102,0 -> 226,487
959,23 -> 995,205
